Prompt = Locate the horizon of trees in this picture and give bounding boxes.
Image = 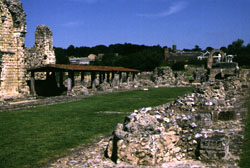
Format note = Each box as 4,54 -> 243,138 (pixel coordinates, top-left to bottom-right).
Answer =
54,39 -> 250,71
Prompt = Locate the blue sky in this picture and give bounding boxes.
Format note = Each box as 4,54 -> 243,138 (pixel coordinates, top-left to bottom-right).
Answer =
21,0 -> 250,50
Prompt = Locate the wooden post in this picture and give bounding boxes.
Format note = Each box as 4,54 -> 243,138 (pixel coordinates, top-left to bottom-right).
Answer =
30,71 -> 36,96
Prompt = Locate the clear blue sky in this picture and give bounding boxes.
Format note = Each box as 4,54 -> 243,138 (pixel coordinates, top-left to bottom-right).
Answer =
21,0 -> 250,50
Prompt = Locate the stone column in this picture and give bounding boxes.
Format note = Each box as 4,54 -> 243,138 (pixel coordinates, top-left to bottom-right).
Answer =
119,72 -> 122,84
126,72 -> 130,86
30,71 -> 36,96
132,72 -> 135,81
111,72 -> 115,87
91,72 -> 96,89
102,72 -> 106,82
67,72 -> 72,91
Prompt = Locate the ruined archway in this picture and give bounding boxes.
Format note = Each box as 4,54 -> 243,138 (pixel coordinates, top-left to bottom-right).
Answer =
207,49 -> 226,70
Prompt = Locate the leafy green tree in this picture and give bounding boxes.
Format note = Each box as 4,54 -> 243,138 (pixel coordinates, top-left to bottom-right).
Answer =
54,47 -> 69,64
66,45 -> 75,56
205,46 -> 214,52
192,45 -> 202,51
220,46 -> 228,53
227,39 -> 244,55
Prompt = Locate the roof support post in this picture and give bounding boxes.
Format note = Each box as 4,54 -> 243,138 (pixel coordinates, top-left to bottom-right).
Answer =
103,72 -> 106,83
99,72 -> 103,84
81,71 -> 85,85
69,71 -> 75,88
107,72 -> 110,83
111,72 -> 115,87
67,72 -> 72,92
119,72 -> 122,84
132,72 -> 136,83
91,72 -> 96,89
59,71 -> 64,88
30,71 -> 36,96
111,72 -> 115,81
126,72 -> 130,86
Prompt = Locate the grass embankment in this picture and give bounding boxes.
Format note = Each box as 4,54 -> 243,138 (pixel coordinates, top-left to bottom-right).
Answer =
239,93 -> 250,168
0,87 -> 192,168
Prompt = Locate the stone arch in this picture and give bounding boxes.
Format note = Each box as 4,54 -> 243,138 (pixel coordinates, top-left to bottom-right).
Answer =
207,49 -> 226,69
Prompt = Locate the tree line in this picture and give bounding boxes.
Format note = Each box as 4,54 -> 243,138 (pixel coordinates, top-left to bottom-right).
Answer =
55,43 -> 165,71
54,39 -> 250,71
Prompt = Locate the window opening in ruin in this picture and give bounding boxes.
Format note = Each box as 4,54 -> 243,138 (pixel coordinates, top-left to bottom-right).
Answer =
43,55 -> 47,60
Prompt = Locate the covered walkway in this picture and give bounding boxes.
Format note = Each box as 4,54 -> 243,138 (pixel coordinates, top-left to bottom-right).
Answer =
28,64 -> 139,96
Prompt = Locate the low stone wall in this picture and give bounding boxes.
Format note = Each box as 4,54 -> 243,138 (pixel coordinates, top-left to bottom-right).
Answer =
106,75 -> 249,167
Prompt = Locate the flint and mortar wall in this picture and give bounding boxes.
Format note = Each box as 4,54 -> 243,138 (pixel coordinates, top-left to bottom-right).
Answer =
0,0 -> 56,100
106,72 -> 250,167
26,25 -> 55,68
26,25 -> 56,80
0,0 -> 29,100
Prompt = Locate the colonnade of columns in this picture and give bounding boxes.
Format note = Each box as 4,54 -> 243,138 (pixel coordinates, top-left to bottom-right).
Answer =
30,71 -> 137,96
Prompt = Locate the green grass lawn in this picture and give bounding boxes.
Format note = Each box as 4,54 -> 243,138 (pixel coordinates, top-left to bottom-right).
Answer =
239,93 -> 250,168
0,87 -> 192,168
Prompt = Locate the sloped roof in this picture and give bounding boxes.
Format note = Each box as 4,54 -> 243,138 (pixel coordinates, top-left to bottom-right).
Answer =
28,64 -> 139,73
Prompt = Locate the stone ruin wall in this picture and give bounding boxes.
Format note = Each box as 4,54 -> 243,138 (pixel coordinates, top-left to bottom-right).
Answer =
0,0 -> 55,100
106,72 -> 250,167
26,25 -> 55,68
0,0 -> 29,100
26,25 -> 56,80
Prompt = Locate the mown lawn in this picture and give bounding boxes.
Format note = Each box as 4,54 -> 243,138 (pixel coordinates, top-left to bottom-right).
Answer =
239,93 -> 250,168
0,87 -> 192,168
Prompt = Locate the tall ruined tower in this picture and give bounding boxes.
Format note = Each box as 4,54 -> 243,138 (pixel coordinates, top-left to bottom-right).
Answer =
27,25 -> 55,68
0,0 -> 29,99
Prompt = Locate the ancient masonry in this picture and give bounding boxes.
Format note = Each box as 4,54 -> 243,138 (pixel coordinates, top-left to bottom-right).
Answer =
48,70 -> 250,168
26,25 -> 55,68
0,0 -> 55,100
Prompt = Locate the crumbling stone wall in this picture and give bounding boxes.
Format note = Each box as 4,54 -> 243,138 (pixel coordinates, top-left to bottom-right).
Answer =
0,0 -> 29,100
106,74 -> 249,167
26,25 -> 55,68
26,25 -> 56,80
0,0 -> 55,100
152,66 -> 176,86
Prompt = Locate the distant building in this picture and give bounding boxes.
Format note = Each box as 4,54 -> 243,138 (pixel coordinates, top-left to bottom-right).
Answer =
69,54 -> 96,65
165,45 -> 203,63
198,51 -> 235,63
